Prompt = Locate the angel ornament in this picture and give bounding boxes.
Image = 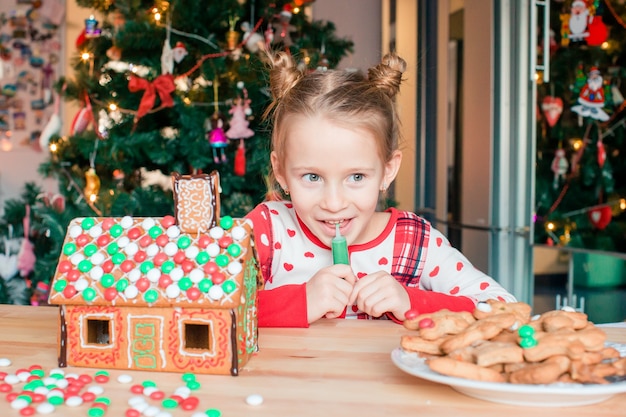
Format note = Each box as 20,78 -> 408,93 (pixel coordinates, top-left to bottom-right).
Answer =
226,90 -> 254,175
551,148 -> 569,189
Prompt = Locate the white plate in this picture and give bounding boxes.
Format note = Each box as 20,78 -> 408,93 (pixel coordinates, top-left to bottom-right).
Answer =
391,347 -> 626,407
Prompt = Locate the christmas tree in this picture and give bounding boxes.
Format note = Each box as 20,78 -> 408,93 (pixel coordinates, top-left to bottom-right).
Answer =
0,0 -> 353,304
534,0 -> 626,253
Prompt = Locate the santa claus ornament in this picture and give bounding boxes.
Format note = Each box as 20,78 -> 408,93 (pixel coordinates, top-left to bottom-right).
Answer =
570,67 -> 610,121
567,0 -> 593,43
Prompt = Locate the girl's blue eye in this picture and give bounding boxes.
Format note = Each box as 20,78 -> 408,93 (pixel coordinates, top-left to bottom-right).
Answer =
350,174 -> 364,182
303,173 -> 320,182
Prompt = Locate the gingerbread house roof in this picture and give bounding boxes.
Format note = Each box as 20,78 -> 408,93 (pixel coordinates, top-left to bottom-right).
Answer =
48,172 -> 257,309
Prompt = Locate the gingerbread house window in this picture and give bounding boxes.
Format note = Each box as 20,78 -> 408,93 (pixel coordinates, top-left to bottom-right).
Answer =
184,323 -> 212,351
87,319 -> 111,345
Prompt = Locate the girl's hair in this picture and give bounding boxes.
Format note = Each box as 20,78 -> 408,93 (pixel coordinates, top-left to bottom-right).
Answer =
263,51 -> 407,200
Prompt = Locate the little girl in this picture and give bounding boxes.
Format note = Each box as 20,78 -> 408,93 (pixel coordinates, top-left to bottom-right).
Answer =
246,51 -> 516,327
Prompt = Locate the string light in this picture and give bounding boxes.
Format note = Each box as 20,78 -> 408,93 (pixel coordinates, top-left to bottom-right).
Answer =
109,103 -> 118,111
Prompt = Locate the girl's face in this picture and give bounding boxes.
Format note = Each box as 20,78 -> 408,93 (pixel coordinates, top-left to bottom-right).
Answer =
272,115 -> 401,247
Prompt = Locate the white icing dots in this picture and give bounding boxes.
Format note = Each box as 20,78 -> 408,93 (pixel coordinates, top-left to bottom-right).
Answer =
91,252 -> 105,265
70,253 -> 85,266
209,226 -> 224,239
170,267 -> 184,281
89,266 -> 104,281
166,284 -> 181,299
260,233 -> 269,247
69,225 -> 83,238
124,285 -> 139,299
146,243 -> 159,257
208,285 -> 224,300
231,225 -> 246,241
125,242 -> 139,256
142,218 -> 156,230
166,225 -> 181,238
147,268 -> 161,283
120,215 -> 134,229
118,236 -> 130,248
128,269 -> 141,283
228,261 -> 243,275
74,278 -> 89,292
206,243 -> 220,257
164,242 -> 178,256
88,225 -> 103,238
189,269 -> 204,283
185,245 -> 199,259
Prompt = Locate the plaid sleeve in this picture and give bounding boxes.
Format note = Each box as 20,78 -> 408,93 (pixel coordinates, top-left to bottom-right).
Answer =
245,203 -> 273,286
392,211 -> 430,286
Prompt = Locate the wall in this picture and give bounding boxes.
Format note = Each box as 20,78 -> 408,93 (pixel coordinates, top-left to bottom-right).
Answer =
0,0 -> 66,212
312,0 -> 382,71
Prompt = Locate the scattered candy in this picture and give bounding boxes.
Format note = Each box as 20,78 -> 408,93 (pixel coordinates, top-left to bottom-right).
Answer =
0,358 -> 12,367
117,374 -> 133,384
245,393 -> 264,406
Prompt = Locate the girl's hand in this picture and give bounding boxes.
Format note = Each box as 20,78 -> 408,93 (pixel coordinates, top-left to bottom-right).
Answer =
348,271 -> 410,319
306,264 -> 356,323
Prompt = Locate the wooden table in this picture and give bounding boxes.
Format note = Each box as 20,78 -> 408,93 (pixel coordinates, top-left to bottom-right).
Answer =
0,305 -> 624,416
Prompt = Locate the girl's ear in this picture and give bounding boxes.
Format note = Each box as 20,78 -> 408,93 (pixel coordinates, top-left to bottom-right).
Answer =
270,151 -> 286,187
383,150 -> 402,188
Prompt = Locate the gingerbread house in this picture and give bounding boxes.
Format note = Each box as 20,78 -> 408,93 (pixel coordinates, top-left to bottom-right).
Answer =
48,172 -> 261,376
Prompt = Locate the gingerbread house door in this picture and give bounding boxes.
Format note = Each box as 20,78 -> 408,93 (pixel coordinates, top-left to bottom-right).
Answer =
127,315 -> 166,370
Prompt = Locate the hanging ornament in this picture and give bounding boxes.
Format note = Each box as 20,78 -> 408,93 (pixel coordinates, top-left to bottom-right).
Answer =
84,15 -> 102,38
226,16 -> 241,50
17,205 -> 35,278
570,67 -> 610,121
234,140 -> 246,176
0,236 -> 18,281
161,38 -> 174,75
39,91 -> 61,151
207,112 -> 228,163
597,137 -> 606,167
587,15 -> 608,46
226,87 -> 254,176
128,74 -> 176,125
611,82 -> 624,106
272,6 -> 296,46
588,205 -> 612,230
240,21 -> 265,53
551,147 -> 569,189
567,0 -> 592,44
172,42 -> 188,63
75,28 -> 87,48
541,96 -> 563,127
71,93 -> 94,135
84,167 -> 100,202
106,45 -> 122,61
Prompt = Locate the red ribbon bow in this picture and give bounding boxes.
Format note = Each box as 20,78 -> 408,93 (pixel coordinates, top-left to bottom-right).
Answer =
128,74 -> 175,122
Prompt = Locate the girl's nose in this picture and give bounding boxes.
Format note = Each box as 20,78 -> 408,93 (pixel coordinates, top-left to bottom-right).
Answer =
320,183 -> 346,212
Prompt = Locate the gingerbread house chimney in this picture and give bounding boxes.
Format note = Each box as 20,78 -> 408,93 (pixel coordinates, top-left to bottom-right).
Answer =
172,171 -> 221,233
